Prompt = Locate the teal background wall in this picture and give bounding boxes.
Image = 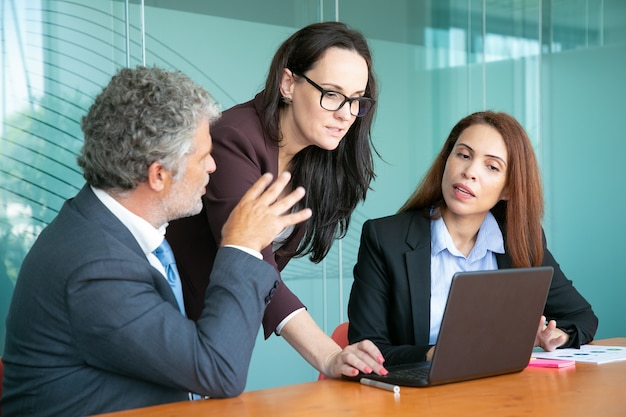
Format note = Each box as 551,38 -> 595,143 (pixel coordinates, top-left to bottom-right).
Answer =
1,0 -> 625,391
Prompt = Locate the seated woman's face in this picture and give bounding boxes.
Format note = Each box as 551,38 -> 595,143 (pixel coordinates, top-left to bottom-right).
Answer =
441,123 -> 509,221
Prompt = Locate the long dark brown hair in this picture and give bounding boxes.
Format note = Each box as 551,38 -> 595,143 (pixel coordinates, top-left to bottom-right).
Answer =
262,22 -> 378,262
399,111 -> 544,267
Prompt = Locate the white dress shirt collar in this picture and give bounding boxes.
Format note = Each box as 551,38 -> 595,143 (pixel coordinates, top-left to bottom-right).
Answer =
90,186 -> 165,256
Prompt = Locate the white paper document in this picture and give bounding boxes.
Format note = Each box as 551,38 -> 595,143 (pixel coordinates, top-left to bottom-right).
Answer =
531,345 -> 626,364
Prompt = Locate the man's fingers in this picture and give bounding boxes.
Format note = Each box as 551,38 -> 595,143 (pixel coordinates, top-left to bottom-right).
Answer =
239,172 -> 275,202
220,172 -> 312,252
243,172 -> 292,205
281,207 -> 312,225
250,173 -> 308,218
241,172 -> 305,215
270,186 -> 306,214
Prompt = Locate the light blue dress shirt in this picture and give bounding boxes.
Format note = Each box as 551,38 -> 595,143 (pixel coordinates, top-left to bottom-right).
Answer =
429,211 -> 505,344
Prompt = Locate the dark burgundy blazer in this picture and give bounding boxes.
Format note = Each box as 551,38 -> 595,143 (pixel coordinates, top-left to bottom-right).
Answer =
167,93 -> 305,338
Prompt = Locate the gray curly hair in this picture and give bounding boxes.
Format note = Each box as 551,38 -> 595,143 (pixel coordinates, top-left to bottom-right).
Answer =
78,65 -> 220,191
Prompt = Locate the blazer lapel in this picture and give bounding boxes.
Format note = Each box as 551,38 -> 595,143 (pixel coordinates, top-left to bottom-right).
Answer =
72,185 -> 181,311
72,185 -> 145,259
404,212 -> 433,346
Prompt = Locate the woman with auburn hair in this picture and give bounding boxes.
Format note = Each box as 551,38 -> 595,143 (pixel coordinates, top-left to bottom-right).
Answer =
348,111 -> 598,367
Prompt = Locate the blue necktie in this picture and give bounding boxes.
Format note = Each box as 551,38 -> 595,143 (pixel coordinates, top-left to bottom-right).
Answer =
153,241 -> 203,400
153,239 -> 186,316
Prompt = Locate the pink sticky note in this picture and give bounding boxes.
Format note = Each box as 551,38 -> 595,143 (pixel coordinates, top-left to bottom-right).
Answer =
528,358 -> 575,368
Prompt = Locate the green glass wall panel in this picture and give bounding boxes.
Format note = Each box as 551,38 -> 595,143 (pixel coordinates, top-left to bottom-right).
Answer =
543,42 -> 626,340
1,0 -> 137,354
1,0 -> 625,393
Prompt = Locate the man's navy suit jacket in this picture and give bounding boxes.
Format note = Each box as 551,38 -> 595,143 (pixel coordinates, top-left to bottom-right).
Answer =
2,185 -> 278,417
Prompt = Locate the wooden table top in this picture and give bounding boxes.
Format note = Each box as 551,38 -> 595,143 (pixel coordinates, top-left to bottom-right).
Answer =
94,338 -> 626,417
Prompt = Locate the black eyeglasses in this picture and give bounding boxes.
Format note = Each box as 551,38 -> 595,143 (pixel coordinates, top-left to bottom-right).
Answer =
294,72 -> 375,117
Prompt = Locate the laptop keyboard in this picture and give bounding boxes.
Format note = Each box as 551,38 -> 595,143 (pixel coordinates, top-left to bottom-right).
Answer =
343,362 -> 432,387
388,365 -> 430,380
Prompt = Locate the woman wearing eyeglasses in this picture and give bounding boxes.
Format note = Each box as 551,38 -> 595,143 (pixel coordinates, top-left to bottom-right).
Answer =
166,22 -> 387,379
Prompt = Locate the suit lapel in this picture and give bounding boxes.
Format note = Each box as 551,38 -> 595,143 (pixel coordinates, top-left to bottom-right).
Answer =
72,185 -> 181,311
404,212 -> 433,346
72,185 -> 145,259
402,211 -> 513,346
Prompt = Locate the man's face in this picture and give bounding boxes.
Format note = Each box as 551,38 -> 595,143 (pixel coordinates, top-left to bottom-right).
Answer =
163,119 -> 216,220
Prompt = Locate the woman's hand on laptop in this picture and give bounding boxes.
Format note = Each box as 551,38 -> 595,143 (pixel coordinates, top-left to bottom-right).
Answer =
534,315 -> 570,351
327,340 -> 388,378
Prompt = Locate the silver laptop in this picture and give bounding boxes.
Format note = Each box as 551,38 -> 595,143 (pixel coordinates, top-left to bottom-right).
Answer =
348,266 -> 554,387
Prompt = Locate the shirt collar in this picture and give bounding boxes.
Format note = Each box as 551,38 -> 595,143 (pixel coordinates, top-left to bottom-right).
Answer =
91,186 -> 166,255
473,211 -> 505,258
431,211 -> 505,259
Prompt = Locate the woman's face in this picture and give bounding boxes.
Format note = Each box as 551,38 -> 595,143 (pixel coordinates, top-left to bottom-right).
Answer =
280,46 -> 369,152
441,123 -> 509,222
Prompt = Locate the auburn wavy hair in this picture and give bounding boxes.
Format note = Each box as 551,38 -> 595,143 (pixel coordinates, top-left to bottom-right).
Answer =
399,111 -> 544,267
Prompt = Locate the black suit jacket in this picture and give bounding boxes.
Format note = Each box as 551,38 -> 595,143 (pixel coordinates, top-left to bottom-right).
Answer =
2,186 -> 279,417
347,210 -> 598,367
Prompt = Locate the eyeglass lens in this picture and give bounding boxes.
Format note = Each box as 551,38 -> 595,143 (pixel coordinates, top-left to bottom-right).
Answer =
295,71 -> 373,117
321,93 -> 372,117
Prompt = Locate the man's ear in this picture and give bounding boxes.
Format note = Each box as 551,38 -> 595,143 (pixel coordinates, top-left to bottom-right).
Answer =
147,161 -> 168,192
